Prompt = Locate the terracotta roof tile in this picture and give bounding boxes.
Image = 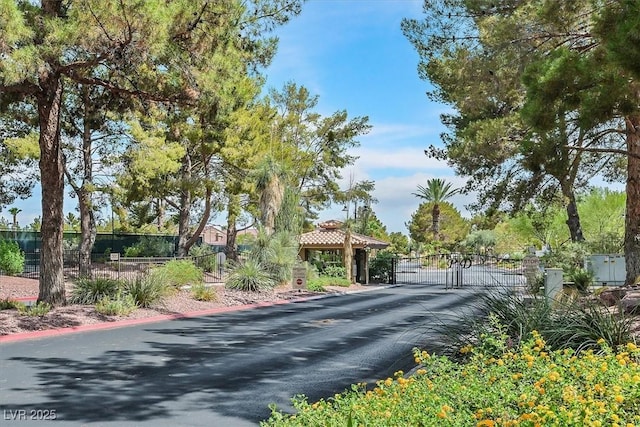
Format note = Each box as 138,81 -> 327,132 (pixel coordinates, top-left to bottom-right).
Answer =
299,226 -> 389,249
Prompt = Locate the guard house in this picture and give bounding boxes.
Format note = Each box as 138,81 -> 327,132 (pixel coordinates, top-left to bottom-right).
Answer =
298,220 -> 390,284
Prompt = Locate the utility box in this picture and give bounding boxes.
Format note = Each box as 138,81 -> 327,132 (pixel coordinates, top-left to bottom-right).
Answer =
587,255 -> 626,286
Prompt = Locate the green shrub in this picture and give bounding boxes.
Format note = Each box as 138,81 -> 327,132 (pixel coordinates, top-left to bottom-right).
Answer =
123,236 -> 174,257
69,277 -> 122,304
369,251 -> 395,282
527,272 -> 545,295
0,240 -> 25,276
436,291 -> 635,358
18,301 -> 51,317
249,228 -> 299,285
123,245 -> 141,257
263,332 -> 640,426
0,298 -> 26,311
265,232 -> 298,285
541,242 -> 589,273
191,283 -> 217,302
225,259 -> 276,292
322,265 -> 346,278
304,262 -> 319,281
306,282 -> 326,292
95,293 -> 137,316
568,267 -> 594,293
124,270 -> 171,308
156,259 -> 203,288
310,276 -> 351,288
190,244 -> 218,273
249,230 -> 298,285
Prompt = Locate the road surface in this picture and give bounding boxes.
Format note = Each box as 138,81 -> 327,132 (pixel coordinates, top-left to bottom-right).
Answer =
0,284 -> 485,426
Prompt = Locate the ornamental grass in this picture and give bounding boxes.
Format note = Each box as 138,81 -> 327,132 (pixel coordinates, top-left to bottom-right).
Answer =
263,329 -> 640,426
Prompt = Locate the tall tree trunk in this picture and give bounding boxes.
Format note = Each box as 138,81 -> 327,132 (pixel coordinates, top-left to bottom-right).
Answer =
183,186 -> 213,255
156,199 -> 165,231
260,175 -> 283,235
432,203 -> 440,241
77,85 -> 96,277
78,189 -> 96,277
37,72 -> 66,305
177,194 -> 192,257
225,194 -> 241,262
344,228 -> 353,283
562,187 -> 585,242
625,114 -> 640,286
177,155 -> 192,257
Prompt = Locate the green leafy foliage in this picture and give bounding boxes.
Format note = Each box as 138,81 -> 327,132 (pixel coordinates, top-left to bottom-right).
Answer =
0,298 -> 25,311
190,283 -> 217,302
438,292 -> 635,358
307,276 -> 351,290
156,259 -> 204,288
266,82 -> 371,218
123,272 -> 171,308
225,259 -> 276,292
568,268 -> 595,293
249,228 -> 298,285
189,244 -> 218,273
95,293 -> 138,316
0,0 -> 304,305
123,236 -> 174,257
541,242 -> 590,275
407,202 -> 469,250
0,239 -> 25,276
263,332 -> 640,426
69,278 -> 122,304
322,265 -> 346,278
306,282 -> 326,292
368,251 -> 395,283
18,301 -> 51,317
387,232 -> 409,255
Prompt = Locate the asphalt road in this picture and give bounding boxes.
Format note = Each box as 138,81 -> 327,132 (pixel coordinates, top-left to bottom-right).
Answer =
0,284 -> 486,426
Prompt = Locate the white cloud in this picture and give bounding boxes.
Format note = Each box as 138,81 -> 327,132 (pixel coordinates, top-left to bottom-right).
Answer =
371,173 -> 473,231
352,146 -> 449,171
362,123 -> 439,145
321,171 -> 475,234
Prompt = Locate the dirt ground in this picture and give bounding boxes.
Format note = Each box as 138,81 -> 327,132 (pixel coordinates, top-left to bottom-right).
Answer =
0,275 -> 372,337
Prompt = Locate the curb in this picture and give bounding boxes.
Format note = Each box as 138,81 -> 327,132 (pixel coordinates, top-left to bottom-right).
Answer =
0,285 -> 391,344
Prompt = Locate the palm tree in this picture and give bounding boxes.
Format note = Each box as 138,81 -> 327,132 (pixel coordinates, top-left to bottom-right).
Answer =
8,207 -> 21,231
254,156 -> 285,236
8,207 -> 22,240
412,178 -> 460,241
65,212 -> 80,231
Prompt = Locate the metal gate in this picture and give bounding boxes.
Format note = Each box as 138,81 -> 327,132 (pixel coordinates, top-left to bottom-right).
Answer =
391,254 -> 526,288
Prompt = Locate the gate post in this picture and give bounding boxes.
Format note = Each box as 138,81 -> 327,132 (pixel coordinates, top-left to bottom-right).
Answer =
544,268 -> 563,302
454,261 -> 463,287
390,257 -> 397,285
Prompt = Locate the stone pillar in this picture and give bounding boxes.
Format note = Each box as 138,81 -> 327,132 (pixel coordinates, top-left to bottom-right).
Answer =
545,268 -> 563,302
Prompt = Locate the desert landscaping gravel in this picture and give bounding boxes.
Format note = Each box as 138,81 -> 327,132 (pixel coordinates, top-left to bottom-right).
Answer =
0,275 -> 369,336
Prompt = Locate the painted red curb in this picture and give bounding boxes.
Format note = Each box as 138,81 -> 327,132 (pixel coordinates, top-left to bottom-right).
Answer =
0,295 -> 320,344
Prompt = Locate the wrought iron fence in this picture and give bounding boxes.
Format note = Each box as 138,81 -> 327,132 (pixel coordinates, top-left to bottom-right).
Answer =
391,254 -> 527,288
15,251 -> 224,284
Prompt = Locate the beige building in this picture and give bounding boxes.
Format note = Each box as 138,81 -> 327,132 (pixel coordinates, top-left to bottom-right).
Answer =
298,220 -> 389,284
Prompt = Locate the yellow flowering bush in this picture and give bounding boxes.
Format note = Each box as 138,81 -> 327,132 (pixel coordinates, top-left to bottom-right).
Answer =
262,332 -> 640,426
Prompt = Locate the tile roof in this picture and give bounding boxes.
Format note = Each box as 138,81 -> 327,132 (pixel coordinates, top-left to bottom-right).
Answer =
299,224 -> 389,249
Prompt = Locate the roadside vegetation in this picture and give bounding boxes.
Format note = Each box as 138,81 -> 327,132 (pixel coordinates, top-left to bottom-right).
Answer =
263,330 -> 640,426
263,294 -> 640,426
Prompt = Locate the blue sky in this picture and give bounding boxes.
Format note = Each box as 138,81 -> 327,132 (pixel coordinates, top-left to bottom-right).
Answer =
5,0 -> 472,234
260,0 -> 471,232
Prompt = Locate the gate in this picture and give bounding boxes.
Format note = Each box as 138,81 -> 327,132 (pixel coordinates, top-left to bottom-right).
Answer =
392,254 -> 526,288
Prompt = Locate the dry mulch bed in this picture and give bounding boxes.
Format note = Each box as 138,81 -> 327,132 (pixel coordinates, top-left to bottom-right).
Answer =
0,275 -> 370,337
